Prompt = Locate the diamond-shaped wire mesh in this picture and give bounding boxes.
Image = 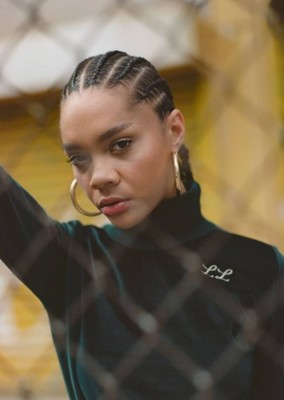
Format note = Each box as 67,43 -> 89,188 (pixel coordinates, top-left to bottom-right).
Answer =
0,0 -> 284,399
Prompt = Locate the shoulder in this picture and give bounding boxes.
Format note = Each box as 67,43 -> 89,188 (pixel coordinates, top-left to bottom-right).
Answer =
59,219 -> 108,238
205,227 -> 281,264
199,227 -> 280,265
61,220 -> 115,251
199,228 -> 283,294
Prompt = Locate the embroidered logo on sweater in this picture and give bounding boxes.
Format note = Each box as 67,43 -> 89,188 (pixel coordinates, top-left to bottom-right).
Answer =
202,264 -> 233,282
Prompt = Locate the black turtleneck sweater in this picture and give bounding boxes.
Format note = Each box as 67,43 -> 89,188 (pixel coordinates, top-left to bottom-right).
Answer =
0,166 -> 284,399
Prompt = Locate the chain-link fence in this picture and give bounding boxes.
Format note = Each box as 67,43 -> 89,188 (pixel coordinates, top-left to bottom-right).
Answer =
0,0 -> 284,398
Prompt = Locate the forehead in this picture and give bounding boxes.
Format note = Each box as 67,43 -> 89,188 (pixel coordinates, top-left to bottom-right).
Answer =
60,86 -> 133,135
60,86 -> 161,141
61,86 -> 129,119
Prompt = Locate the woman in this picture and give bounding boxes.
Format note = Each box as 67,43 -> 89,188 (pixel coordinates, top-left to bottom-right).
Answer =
0,50 -> 284,399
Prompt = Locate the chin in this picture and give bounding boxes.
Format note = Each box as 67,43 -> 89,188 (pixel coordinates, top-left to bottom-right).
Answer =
109,213 -> 145,230
110,219 -> 138,230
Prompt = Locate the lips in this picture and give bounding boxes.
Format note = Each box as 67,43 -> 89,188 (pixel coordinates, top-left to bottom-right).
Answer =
99,197 -> 129,217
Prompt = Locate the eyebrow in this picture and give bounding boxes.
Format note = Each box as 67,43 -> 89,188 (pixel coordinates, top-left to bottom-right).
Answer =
63,122 -> 133,152
97,123 -> 133,144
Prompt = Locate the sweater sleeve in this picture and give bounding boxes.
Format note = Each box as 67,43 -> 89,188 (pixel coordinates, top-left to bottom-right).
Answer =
0,166 -> 74,314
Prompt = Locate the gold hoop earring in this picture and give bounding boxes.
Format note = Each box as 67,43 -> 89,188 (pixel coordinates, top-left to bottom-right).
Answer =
173,152 -> 184,195
70,179 -> 102,217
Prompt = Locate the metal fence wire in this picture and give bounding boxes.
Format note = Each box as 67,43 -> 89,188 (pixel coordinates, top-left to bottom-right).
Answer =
0,0 -> 284,399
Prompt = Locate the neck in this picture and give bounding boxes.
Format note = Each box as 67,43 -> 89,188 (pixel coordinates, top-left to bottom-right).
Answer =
104,181 -> 217,250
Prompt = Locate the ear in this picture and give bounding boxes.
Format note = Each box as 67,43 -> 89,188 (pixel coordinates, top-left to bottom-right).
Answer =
165,109 -> 185,152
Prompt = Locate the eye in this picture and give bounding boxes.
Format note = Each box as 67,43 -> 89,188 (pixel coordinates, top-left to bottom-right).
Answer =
66,154 -> 90,167
110,138 -> 133,154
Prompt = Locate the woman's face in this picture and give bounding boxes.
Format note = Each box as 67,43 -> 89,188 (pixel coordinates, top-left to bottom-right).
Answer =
60,86 -> 184,229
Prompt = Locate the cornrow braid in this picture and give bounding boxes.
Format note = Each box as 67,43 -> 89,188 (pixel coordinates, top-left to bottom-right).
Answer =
85,50 -> 125,87
62,50 -> 174,120
178,144 -> 194,190
140,78 -> 164,99
111,56 -> 145,84
133,74 -> 174,119
62,57 -> 92,98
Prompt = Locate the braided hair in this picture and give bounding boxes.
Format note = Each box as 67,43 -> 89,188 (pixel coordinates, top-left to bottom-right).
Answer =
62,50 -> 193,189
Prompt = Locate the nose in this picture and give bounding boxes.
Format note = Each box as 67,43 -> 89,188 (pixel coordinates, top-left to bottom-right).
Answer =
89,160 -> 119,190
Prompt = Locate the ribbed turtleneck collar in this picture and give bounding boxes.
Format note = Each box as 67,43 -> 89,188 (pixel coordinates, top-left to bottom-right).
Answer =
104,182 -> 217,251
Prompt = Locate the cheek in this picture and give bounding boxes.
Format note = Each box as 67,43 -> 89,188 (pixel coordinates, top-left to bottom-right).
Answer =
144,141 -> 171,170
73,170 -> 90,193
127,146 -> 171,186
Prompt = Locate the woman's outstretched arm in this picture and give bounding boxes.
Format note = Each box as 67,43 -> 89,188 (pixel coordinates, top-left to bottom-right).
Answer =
0,166 -> 70,312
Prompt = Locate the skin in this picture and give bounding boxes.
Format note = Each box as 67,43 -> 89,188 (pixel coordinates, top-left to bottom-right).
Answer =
60,86 -> 185,229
